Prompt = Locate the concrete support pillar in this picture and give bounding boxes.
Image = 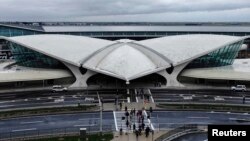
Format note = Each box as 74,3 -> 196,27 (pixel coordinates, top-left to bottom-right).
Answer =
157,62 -> 190,87
64,63 -> 96,88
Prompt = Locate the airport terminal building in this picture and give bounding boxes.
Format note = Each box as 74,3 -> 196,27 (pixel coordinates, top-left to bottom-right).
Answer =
0,22 -> 250,88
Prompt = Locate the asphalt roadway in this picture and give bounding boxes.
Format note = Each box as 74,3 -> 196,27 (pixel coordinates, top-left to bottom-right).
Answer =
0,88 -> 249,140
151,89 -> 250,105
0,89 -> 128,111
0,89 -> 249,111
0,110 -> 250,139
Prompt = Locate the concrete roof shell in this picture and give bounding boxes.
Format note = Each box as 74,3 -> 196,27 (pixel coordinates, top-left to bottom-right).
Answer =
1,34 -> 248,81
137,34 -> 248,66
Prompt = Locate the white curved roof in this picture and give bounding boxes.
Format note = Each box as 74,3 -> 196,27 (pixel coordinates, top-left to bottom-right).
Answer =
7,35 -> 114,66
2,34 -> 248,81
0,69 -> 71,83
138,34 -> 246,66
181,59 -> 250,81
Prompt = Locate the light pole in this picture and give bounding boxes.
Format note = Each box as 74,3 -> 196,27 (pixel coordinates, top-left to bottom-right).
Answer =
97,93 -> 103,135
116,89 -> 118,111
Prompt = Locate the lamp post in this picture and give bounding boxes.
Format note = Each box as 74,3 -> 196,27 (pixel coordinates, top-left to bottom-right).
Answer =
97,93 -> 103,135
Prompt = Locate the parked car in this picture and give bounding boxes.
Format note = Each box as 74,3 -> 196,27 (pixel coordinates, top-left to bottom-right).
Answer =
84,97 -> 95,103
52,85 -> 68,92
231,85 -> 246,92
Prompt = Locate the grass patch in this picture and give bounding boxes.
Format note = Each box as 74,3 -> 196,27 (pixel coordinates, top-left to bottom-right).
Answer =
0,105 -> 97,119
27,133 -> 113,141
158,103 -> 250,112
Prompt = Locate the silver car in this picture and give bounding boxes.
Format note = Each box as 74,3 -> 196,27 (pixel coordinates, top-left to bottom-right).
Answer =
52,85 -> 68,92
231,85 -> 246,92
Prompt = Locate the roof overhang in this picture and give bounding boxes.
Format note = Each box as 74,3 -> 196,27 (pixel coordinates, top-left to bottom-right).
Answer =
1,34 -> 248,81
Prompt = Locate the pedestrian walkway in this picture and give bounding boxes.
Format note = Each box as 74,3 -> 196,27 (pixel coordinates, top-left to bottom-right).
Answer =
113,110 -> 154,132
111,131 -> 168,141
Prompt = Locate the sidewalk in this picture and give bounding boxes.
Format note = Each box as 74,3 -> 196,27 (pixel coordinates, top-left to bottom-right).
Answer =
111,131 -> 168,141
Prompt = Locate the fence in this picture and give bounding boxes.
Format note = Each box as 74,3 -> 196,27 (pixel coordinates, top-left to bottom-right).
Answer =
0,122 -> 208,141
0,125 -> 113,141
155,124 -> 206,141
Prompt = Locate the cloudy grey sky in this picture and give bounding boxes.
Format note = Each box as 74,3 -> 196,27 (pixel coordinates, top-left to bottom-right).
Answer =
0,0 -> 250,22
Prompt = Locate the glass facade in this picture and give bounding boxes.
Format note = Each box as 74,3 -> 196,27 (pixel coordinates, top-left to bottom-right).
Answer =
1,25 -> 250,38
0,26 -> 40,37
9,42 -> 63,68
187,41 -> 243,68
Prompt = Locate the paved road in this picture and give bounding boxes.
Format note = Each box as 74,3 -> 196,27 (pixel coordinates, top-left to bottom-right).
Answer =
0,111 -> 114,139
151,89 -> 250,105
0,89 -> 129,111
0,88 -> 250,111
149,111 -> 250,130
0,110 -> 249,139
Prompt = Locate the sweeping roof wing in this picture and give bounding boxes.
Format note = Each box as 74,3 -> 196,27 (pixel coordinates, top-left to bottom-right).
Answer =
4,34 -> 248,81
137,34 -> 246,66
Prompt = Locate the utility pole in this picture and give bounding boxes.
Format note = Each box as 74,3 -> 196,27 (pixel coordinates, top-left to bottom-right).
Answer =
97,92 -> 103,135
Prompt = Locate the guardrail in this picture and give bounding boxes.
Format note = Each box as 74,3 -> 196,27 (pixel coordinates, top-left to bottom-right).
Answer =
0,125 -> 113,141
155,124 -> 204,141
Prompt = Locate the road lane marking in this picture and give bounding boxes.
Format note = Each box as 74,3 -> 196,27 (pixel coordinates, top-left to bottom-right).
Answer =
12,128 -> 37,132
183,96 -> 192,100
78,118 -> 99,121
113,111 -> 118,131
187,117 -> 210,119
214,96 -> 224,101
54,98 -> 64,103
20,121 -> 44,124
229,118 -> 237,120
74,124 -> 96,127
187,122 -> 211,125
0,105 -> 14,108
0,101 -> 12,104
48,113 -> 100,117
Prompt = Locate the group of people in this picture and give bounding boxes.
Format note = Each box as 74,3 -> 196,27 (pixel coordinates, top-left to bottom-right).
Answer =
120,106 -> 153,138
137,88 -> 151,103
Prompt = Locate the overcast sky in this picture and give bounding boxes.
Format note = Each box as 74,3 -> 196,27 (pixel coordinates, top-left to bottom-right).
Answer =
0,0 -> 250,22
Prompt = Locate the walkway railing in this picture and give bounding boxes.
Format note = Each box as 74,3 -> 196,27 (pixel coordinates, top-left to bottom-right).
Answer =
0,125 -> 113,141
155,124 -> 205,141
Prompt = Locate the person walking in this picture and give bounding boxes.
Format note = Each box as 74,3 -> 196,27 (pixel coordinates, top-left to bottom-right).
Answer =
126,120 -> 129,130
145,126 -> 150,137
135,129 -> 139,140
138,126 -> 142,135
133,124 -> 136,132
142,123 -> 145,131
119,102 -> 122,110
